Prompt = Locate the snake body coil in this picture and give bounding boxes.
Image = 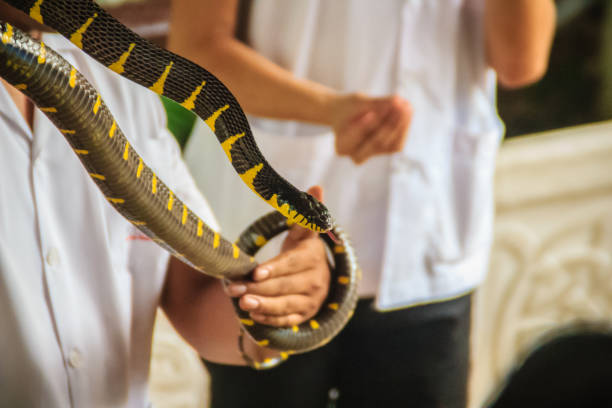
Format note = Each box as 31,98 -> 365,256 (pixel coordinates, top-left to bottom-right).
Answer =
0,1 -> 359,354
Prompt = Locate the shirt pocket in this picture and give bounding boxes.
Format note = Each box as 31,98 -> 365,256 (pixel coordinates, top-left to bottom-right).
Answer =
428,126 -> 501,265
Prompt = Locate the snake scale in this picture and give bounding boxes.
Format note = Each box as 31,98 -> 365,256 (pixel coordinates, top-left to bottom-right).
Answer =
0,0 -> 360,357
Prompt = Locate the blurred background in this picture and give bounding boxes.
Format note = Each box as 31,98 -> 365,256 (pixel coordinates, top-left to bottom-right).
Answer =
98,0 -> 612,406
499,0 -> 612,136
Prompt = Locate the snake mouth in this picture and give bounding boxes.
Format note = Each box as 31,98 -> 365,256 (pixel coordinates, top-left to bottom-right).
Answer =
306,199 -> 334,232
287,208 -> 333,233
318,212 -> 334,232
312,197 -> 334,231
282,190 -> 334,232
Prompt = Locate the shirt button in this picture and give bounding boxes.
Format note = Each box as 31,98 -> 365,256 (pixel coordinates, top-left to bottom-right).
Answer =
328,388 -> 340,401
68,349 -> 82,369
46,248 -> 60,267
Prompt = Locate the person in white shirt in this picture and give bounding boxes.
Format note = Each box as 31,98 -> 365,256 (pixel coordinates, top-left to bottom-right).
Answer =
0,7 -> 333,407
169,0 -> 556,406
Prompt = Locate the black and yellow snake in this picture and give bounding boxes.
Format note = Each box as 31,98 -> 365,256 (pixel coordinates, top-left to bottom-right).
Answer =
0,0 -> 359,359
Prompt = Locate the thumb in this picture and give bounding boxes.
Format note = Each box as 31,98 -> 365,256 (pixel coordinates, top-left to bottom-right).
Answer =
307,185 -> 324,202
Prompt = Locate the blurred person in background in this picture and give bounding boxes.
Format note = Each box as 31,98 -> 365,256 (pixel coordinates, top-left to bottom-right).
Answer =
168,0 -> 556,407
0,3 -> 332,406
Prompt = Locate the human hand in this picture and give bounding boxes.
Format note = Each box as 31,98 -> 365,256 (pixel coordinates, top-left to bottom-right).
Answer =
225,186 -> 330,327
330,93 -> 412,165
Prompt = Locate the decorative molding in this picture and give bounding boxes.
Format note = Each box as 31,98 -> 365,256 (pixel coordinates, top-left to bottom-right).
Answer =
471,121 -> 612,407
149,312 -> 208,408
495,120 -> 612,210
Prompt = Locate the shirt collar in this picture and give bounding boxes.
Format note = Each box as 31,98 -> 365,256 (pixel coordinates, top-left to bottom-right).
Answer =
41,32 -> 76,53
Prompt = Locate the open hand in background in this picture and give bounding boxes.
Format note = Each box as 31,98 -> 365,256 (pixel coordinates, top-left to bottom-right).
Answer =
225,186 -> 330,327
331,93 -> 413,165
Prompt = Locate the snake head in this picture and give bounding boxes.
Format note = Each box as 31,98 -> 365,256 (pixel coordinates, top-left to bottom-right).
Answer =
294,191 -> 334,233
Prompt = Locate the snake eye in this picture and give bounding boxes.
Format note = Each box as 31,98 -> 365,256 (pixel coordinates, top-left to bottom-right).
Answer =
299,192 -> 333,232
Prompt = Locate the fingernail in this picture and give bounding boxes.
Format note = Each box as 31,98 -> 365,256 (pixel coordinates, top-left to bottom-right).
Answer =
250,313 -> 265,321
254,267 -> 269,281
242,296 -> 259,310
227,284 -> 247,296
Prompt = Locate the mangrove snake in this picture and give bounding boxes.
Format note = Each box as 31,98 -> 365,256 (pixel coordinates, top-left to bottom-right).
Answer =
0,0 -> 360,360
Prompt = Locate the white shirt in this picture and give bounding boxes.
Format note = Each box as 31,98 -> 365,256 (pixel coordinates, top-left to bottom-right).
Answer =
0,34 -> 218,407
184,0 -> 503,310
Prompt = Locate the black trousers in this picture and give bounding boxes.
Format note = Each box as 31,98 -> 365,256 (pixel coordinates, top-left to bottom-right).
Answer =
204,293 -> 472,408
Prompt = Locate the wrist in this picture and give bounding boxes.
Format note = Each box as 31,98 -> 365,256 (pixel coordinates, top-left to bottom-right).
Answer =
305,86 -> 343,127
239,327 -> 290,370
320,91 -> 363,128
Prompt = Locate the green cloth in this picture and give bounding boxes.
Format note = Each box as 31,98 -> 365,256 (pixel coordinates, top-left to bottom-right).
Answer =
160,96 -> 197,150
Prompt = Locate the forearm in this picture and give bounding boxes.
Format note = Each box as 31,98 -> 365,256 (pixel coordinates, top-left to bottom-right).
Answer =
168,0 -> 338,125
161,257 -> 274,365
485,0 -> 556,88
167,0 -> 412,163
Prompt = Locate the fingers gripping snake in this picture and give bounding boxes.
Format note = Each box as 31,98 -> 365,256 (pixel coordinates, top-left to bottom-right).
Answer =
0,0 -> 360,357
